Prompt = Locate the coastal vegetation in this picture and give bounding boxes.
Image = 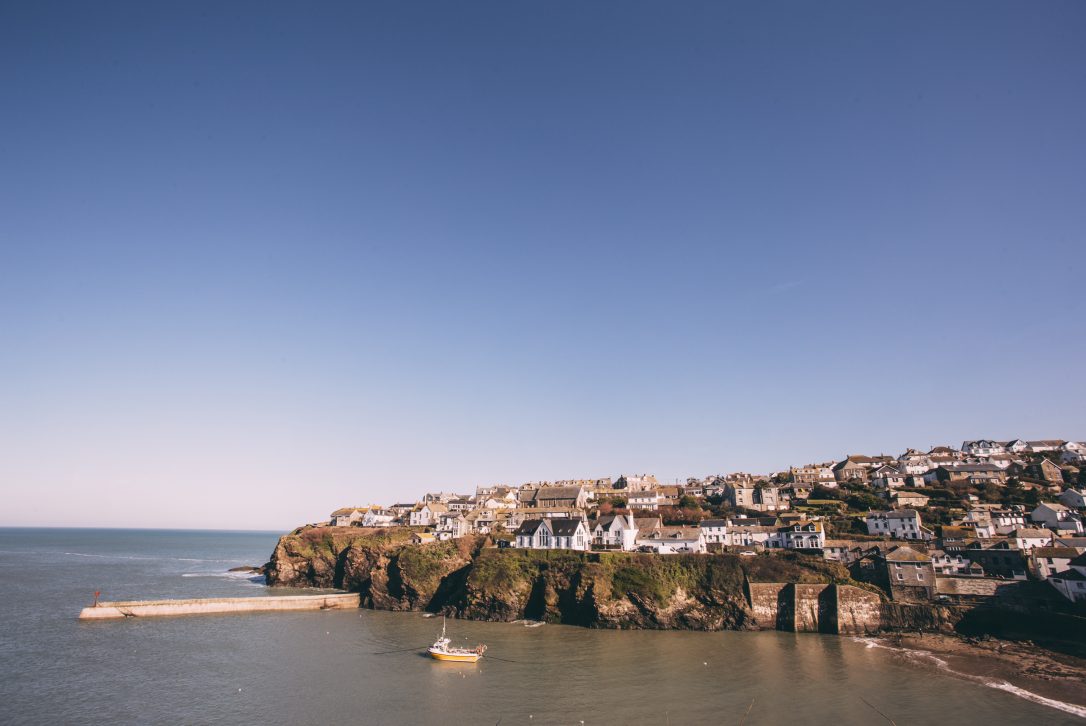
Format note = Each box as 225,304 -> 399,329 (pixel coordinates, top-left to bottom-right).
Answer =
266,527 -> 889,631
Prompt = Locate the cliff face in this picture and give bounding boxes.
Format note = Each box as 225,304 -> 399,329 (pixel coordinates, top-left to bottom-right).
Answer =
265,527 -> 874,631
265,527 -> 479,611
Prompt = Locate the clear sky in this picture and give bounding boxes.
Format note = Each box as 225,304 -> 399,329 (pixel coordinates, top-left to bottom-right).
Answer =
2,1 -> 1084,530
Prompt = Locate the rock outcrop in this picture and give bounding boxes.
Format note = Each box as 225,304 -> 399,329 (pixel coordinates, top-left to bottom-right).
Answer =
265,527 -> 894,632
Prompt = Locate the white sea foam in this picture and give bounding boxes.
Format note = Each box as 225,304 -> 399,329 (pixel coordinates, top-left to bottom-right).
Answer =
853,637 -> 1086,718
64,551 -> 236,563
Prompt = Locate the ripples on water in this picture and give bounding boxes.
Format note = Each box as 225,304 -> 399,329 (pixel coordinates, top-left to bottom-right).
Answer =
0,528 -> 1080,725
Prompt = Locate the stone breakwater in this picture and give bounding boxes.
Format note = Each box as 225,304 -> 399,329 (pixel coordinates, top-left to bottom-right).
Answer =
265,527 -> 961,634
78,593 -> 360,620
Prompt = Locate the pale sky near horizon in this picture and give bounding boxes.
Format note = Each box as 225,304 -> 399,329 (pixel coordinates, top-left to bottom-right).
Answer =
2,1 -> 1084,530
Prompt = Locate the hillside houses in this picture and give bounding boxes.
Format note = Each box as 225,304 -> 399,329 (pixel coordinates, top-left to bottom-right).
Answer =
314,433 -> 1085,606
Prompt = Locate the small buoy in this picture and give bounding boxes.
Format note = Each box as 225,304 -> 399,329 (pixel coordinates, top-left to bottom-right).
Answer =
237,688 -> 242,692
703,662 -> 708,666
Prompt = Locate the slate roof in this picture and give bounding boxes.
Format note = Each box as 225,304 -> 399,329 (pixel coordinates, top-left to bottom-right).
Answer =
1010,528 -> 1054,539
514,519 -> 547,536
885,545 -> 931,562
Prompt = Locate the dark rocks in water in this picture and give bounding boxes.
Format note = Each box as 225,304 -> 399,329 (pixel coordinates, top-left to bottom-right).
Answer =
228,565 -> 266,574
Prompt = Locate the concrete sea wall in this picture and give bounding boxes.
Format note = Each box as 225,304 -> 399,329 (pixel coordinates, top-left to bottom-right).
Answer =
78,593 -> 361,620
745,582 -> 882,634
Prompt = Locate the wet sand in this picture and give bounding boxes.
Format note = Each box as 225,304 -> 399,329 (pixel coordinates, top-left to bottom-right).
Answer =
886,633 -> 1086,714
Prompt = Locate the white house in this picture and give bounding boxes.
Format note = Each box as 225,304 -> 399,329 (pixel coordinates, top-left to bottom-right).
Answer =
434,513 -> 468,540
1009,528 -> 1053,551
1031,503 -> 1084,534
591,513 -> 639,551
627,491 -> 662,511
1060,442 -> 1086,465
409,502 -> 449,527
699,519 -> 728,546
514,518 -> 590,551
330,507 -> 366,527
1048,553 -> 1086,603
1027,440 -> 1065,453
769,521 -> 825,550
962,439 -> 1006,456
990,507 -> 1028,535
1032,546 -> 1080,579
361,508 -> 396,527
865,510 -> 933,541
871,465 -> 909,491
636,526 -> 706,554
1058,489 -> 1086,510
725,520 -> 775,548
930,549 -> 976,575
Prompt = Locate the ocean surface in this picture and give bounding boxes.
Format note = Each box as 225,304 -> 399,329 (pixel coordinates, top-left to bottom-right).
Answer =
0,527 -> 1081,725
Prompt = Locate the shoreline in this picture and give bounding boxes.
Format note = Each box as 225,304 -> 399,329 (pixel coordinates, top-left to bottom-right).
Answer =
868,632 -> 1086,717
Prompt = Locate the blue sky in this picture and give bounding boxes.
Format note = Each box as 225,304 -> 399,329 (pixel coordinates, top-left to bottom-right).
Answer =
2,1 -> 1083,529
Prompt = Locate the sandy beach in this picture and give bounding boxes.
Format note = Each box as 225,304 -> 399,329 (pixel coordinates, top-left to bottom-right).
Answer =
883,633 -> 1086,714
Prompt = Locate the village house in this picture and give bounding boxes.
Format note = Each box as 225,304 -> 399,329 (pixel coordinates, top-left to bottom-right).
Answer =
699,519 -> 728,546
1026,439 -> 1066,453
1060,442 -> 1086,465
1031,546 -> 1081,579
931,462 -> 1007,486
724,483 -> 785,512
725,518 -> 775,548
411,532 -> 436,545
783,483 -> 812,502
329,507 -> 366,527
617,474 -> 659,491
962,542 -> 1029,579
388,503 -> 416,518
591,513 -> 639,551
888,490 -> 930,509
446,497 -> 475,512
870,464 -> 910,491
768,521 -> 825,550
822,540 -> 863,563
1059,488 -> 1086,509
958,511 -> 996,539
1034,458 -> 1066,485
409,502 -> 448,527
636,526 -> 706,554
505,507 -> 581,529
897,449 -> 934,476
626,490 -> 663,511
938,525 -> 977,552
434,513 -> 468,540
514,518 -> 590,551
519,485 -> 589,510
988,507 -> 1028,535
790,463 -> 838,488
1048,553 -> 1086,603
1008,527 -> 1053,550
865,509 -> 933,541
961,439 -> 1007,456
930,549 -> 979,576
832,455 -> 891,484
1031,502 -> 1084,535
927,445 -> 963,461
361,508 -> 396,527
851,545 -> 936,602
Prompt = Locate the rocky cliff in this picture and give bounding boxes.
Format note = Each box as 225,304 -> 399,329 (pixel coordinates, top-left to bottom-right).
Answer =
265,526 -> 895,631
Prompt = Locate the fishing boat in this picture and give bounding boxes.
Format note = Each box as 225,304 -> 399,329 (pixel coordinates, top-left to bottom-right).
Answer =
427,617 -> 486,663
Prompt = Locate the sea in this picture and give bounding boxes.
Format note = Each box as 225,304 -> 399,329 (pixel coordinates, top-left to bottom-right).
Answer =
0,527 -> 1082,725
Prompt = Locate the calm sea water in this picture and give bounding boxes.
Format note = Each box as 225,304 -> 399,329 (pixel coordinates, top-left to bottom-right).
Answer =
0,528 -> 1081,725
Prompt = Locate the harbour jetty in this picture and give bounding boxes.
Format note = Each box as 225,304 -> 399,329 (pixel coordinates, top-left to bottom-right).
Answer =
78,593 -> 360,620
